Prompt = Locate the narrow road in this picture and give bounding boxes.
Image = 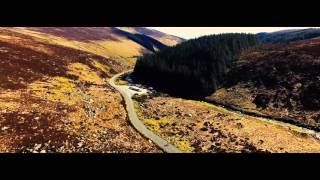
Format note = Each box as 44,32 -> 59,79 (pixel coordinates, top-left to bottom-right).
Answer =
110,71 -> 320,152
109,71 -> 182,153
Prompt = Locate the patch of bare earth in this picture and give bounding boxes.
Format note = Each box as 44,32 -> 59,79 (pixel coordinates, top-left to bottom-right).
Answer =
134,95 -> 320,153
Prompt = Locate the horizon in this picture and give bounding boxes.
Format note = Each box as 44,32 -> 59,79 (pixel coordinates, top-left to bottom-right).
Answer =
148,27 -> 319,39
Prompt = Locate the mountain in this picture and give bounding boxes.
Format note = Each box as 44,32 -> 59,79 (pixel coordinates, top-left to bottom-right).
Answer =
117,27 -> 185,46
11,27 -> 183,61
208,37 -> 320,130
0,27 -> 181,152
132,33 -> 260,98
257,28 -> 320,43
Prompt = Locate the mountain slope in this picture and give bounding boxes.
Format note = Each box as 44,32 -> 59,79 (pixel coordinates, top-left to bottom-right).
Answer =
9,27 -> 183,65
117,27 -> 185,46
208,37 -> 320,129
257,28 -> 320,43
132,33 -> 260,98
0,27 -> 181,152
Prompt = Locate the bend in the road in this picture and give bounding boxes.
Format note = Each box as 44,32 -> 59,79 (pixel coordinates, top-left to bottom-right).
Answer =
109,71 -> 182,153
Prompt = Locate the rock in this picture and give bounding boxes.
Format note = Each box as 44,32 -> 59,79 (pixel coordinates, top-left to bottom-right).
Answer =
186,125 -> 193,130
40,150 -> 46,153
34,144 -> 42,151
315,133 -> 320,140
301,83 -> 320,110
34,117 -> 40,120
203,122 -> 210,127
253,94 -> 270,109
1,126 -> 9,131
175,111 -> 182,116
236,122 -> 244,129
77,142 -> 84,148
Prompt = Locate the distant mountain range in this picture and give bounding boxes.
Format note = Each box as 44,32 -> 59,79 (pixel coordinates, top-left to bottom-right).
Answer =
257,28 -> 320,43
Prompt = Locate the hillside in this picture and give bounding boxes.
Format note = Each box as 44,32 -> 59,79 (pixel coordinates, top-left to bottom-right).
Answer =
0,27 -> 182,152
127,31 -> 320,152
117,27 -> 185,46
208,37 -> 320,130
257,28 -> 320,43
132,33 -> 260,98
9,27 -> 182,64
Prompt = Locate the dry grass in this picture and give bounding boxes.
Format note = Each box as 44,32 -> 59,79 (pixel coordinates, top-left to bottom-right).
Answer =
67,63 -> 105,85
0,27 -> 161,152
208,84 -> 260,113
28,76 -> 78,105
133,100 -> 193,152
134,96 -> 320,153
8,27 -> 143,66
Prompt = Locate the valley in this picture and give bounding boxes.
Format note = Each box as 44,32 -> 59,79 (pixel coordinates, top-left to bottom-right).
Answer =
113,72 -> 320,153
0,27 -> 182,152
129,29 -> 320,152
1,27 -> 320,153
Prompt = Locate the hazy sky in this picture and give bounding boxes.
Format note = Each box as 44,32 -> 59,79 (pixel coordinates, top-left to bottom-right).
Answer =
148,27 -> 318,39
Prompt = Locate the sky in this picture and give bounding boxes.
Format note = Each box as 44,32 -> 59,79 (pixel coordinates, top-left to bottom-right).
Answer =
148,27 -> 318,39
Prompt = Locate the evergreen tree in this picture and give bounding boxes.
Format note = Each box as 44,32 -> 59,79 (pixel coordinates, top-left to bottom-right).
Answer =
133,33 -> 261,98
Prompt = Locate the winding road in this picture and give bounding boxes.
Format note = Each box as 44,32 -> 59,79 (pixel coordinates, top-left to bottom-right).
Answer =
110,71 -> 320,153
109,71 -> 182,153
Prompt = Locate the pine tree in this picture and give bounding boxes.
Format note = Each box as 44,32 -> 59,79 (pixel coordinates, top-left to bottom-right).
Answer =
133,33 -> 261,98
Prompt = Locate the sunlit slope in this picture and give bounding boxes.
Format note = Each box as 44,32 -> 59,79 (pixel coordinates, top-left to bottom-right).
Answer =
0,28 -> 164,152
8,27 -> 147,67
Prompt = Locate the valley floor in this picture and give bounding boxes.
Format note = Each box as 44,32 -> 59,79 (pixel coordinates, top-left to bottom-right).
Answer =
133,95 -> 320,153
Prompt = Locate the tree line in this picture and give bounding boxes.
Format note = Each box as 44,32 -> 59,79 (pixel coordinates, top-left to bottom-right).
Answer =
132,33 -> 261,98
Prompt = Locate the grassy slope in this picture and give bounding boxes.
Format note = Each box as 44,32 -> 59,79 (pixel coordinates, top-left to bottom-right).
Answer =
0,27 -> 166,152
9,27 -> 147,68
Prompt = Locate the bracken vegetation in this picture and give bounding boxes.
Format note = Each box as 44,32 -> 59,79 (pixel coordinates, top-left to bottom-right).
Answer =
209,37 -> 320,129
0,27 -> 180,152
133,94 -> 320,153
